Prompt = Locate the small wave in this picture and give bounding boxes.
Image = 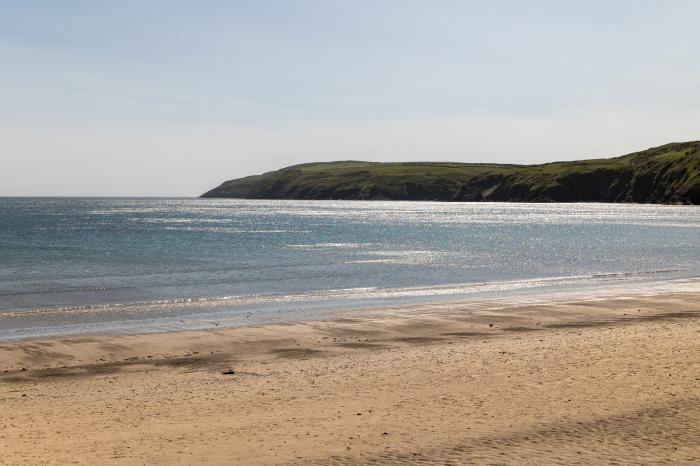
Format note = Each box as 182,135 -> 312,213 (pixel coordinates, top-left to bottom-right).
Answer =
590,268 -> 685,279
0,285 -> 131,298
288,242 -> 376,249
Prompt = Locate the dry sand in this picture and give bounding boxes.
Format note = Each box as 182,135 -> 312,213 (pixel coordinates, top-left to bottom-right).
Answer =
1,291 -> 699,465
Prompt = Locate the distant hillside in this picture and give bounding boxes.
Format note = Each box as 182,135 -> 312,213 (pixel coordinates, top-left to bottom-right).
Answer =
202,142 -> 700,204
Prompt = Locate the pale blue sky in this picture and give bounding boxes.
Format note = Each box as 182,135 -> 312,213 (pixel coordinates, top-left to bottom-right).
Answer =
2,1 -> 699,196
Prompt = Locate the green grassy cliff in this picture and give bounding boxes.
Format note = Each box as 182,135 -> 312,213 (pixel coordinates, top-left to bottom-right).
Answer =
202,142 -> 700,204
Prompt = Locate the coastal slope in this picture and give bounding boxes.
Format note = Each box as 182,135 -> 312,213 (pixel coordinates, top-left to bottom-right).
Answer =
202,141 -> 700,204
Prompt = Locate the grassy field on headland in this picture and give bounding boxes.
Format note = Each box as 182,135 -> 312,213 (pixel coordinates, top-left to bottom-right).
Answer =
202,141 -> 700,204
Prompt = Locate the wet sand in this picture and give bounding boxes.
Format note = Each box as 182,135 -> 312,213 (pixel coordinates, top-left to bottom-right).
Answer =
1,291 -> 699,465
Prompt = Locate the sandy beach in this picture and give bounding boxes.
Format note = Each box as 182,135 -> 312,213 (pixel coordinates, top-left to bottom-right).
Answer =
1,289 -> 699,465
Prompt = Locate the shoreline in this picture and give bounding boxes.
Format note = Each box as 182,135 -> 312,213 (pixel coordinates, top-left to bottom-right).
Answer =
2,288 -> 700,464
2,274 -> 699,344
2,282 -> 699,373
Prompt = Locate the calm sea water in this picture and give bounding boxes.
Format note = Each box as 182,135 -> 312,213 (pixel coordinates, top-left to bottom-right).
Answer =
1,198 -> 698,340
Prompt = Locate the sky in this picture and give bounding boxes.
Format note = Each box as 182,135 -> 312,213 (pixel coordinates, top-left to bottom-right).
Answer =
2,1 -> 699,196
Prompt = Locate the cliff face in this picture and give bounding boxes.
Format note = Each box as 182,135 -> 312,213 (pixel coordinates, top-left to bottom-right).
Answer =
202,142 -> 700,204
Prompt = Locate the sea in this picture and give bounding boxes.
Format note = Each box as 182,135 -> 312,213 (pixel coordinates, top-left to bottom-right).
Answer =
1,198 -> 698,340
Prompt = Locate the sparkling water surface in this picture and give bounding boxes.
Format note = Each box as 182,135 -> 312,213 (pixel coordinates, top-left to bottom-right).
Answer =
1,198 -> 698,339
